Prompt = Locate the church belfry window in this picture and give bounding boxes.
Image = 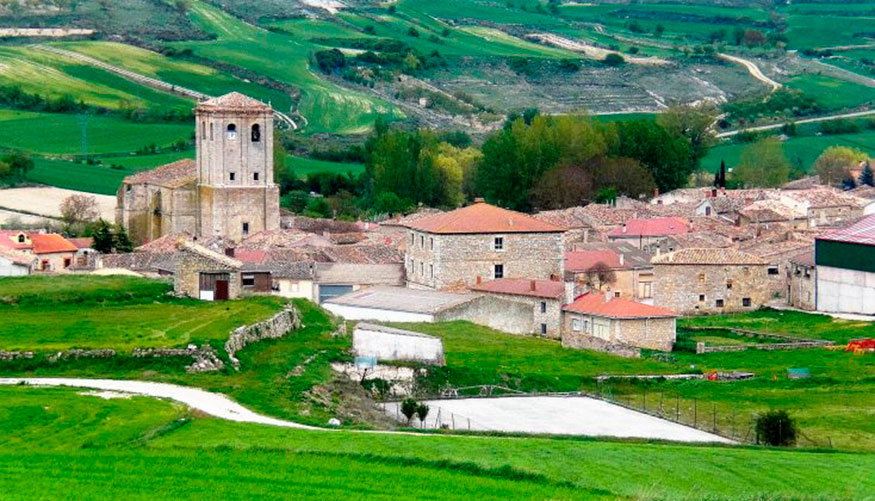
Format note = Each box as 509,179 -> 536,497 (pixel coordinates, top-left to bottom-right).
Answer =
227,123 -> 237,140
202,121 -> 206,139
230,172 -> 235,181
253,172 -> 259,181
251,124 -> 261,142
209,122 -> 214,141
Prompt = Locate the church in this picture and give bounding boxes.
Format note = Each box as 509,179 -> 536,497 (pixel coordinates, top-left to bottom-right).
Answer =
116,92 -> 280,245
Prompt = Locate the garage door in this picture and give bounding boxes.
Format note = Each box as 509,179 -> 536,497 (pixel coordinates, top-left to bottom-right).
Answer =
319,285 -> 353,303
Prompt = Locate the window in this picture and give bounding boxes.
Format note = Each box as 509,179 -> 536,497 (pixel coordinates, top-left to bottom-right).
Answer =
253,172 -> 259,181
768,266 -> 779,275
242,222 -> 249,236
242,274 -> 255,287
227,123 -> 237,140
641,282 -> 652,299
698,294 -> 705,302
705,206 -> 712,216
726,279 -> 733,290
409,258 -> 414,270
430,264 -> 434,278
430,237 -> 434,250
420,262 -> 424,275
494,264 -> 504,279
210,122 -> 214,140
540,323 -> 547,335
614,292 -> 621,298
420,235 -> 424,248
698,273 -> 706,282
17,234 -> 25,243
742,297 -> 752,307
41,260 -> 49,271
63,258 -> 71,268
230,172 -> 236,181
126,184 -> 132,193
251,123 -> 261,142
410,233 -> 414,245
716,299 -> 724,308
494,237 -> 504,251
540,301 -> 547,313
202,121 -> 206,139
572,318 -> 582,332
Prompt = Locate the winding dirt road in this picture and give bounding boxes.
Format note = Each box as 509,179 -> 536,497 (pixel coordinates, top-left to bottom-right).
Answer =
718,53 -> 781,91
716,108 -> 875,138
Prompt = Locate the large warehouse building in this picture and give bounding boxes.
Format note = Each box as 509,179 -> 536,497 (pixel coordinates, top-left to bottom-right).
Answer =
815,215 -> 875,314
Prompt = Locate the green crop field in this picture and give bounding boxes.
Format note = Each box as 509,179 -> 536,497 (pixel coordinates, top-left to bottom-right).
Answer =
0,108 -> 191,156
784,74 -> 875,111
26,157 -> 126,195
286,154 -> 364,178
0,276 -> 285,351
2,386 -> 875,500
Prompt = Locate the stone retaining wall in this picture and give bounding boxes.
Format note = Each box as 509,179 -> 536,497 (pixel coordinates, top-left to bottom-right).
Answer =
225,304 -> 302,368
561,335 -> 641,358
133,345 -> 224,372
0,350 -> 34,361
689,327 -> 833,354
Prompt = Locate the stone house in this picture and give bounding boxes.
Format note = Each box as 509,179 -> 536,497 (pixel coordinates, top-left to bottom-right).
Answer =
779,188 -> 868,229
561,291 -> 677,352
607,217 -> 690,251
565,242 -> 654,303
405,200 -> 565,290
788,249 -> 816,311
0,248 -> 34,276
737,200 -> 807,230
118,92 -> 280,245
470,278 -> 568,338
0,231 -> 78,272
173,240 -> 243,301
651,248 -> 771,315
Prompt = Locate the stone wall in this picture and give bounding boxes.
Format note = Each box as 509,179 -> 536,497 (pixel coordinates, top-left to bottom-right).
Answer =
0,350 -> 33,361
133,345 -> 224,372
173,248 -> 241,300
653,263 -> 770,315
562,312 -> 675,352
469,292 -> 563,338
788,263 -> 816,310
438,294 -> 534,335
560,331 -> 641,358
406,230 -> 564,290
225,303 -> 301,368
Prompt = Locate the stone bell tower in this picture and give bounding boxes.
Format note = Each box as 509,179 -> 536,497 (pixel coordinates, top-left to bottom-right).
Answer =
195,92 -> 280,242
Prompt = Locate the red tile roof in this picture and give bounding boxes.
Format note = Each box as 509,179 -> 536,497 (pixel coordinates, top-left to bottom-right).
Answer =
563,292 -> 676,319
566,249 -> 622,271
29,234 -> 77,254
818,214 -> 875,246
196,92 -> 272,113
470,278 -> 565,299
0,230 -> 31,251
66,237 -> 93,250
407,201 -> 565,234
607,217 -> 690,238
651,248 -> 768,266
123,159 -> 196,189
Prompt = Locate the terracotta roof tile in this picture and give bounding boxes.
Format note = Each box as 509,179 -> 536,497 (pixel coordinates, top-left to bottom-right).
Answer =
408,202 -> 564,234
29,234 -> 77,254
66,237 -> 93,249
651,248 -> 769,266
607,217 -> 690,238
470,278 -> 565,299
818,214 -> 875,246
196,92 -> 272,112
123,159 -> 196,189
563,292 -> 676,319
0,248 -> 35,266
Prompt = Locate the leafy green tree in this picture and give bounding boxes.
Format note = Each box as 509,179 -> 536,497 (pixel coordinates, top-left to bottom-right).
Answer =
415,402 -> 430,427
304,197 -> 332,218
611,119 -> 692,192
91,220 -> 114,254
603,53 -> 625,66
0,152 -> 33,180
113,225 -> 134,253
733,137 -> 790,188
815,146 -> 867,187
755,410 -> 798,446
281,190 -> 310,213
657,103 -> 718,171
400,398 -> 417,424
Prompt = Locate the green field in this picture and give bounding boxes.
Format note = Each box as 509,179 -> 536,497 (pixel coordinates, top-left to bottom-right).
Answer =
784,74 -> 875,111
286,154 -> 364,178
0,108 -> 191,155
2,386 -> 875,500
26,157 -> 127,195
704,128 -> 875,173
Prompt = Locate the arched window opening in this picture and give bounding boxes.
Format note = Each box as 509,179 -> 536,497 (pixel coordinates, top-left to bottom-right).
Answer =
17,233 -> 25,243
251,123 -> 261,142
210,122 -> 214,141
201,121 -> 206,140
227,123 -> 237,140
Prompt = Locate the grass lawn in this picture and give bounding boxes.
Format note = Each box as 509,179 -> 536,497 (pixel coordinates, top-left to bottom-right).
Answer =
27,157 -> 128,195
3,386 -> 875,500
681,308 -> 875,344
784,74 -> 875,111
0,108 -> 192,156
286,154 -> 364,178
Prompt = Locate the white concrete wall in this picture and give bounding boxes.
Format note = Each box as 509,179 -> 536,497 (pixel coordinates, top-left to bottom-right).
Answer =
353,326 -> 444,364
274,279 -> 315,300
0,258 -> 29,276
816,265 -> 875,314
322,303 -> 435,323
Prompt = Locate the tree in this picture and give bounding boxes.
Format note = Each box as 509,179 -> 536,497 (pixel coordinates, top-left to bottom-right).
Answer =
603,53 -> 625,66
314,49 -> 346,73
611,119 -> 693,193
814,146 -> 867,188
59,194 -> 99,235
91,220 -> 114,254
733,137 -> 790,188
654,24 -> 665,37
531,164 -> 594,210
415,402 -> 430,427
755,410 -> 798,446
400,398 -> 418,424
657,102 -> 718,171
0,152 -> 33,180
581,261 -> 616,290
742,29 -> 767,47
859,162 -> 874,187
593,156 -> 656,200
113,226 -> 134,253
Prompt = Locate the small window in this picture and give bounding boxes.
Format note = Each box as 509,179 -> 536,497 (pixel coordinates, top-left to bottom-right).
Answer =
420,235 -> 424,248
126,184 -> 132,193
410,233 -> 414,245
230,172 -> 236,181
409,258 -> 414,270
227,123 -> 238,140
251,123 -> 261,142
726,280 -> 733,290
742,297 -> 752,307
17,234 -> 25,243
698,273 -> 706,282
254,172 -> 259,181
540,301 -> 547,313
210,122 -> 214,140
540,323 -> 547,335
494,264 -> 504,279
614,291 -> 621,298
202,121 -> 206,139
63,258 -> 71,268
572,318 -> 582,332
716,299 -> 724,308
242,274 -> 255,287
699,294 -> 705,302
420,262 -> 424,275
430,264 -> 434,278
768,266 -> 779,275
494,237 -> 504,251
705,206 -> 712,216
430,237 -> 434,250
242,222 -> 249,236
41,260 -> 49,271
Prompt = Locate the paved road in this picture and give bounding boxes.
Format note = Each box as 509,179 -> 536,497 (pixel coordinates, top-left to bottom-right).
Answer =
716,109 -> 875,138
1,377 -> 733,443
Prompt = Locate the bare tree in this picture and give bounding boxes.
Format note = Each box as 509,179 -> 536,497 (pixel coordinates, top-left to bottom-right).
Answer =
581,261 -> 617,291
59,194 -> 99,235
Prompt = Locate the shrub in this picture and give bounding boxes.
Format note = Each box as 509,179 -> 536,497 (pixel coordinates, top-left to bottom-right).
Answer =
400,398 -> 418,424
755,410 -> 798,446
603,53 -> 625,66
415,403 -> 430,425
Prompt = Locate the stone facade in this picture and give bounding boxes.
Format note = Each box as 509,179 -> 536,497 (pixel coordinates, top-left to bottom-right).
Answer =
437,294 -> 536,335
118,93 -> 280,245
463,291 -> 563,338
652,262 -> 770,315
173,242 -> 242,300
562,312 -> 676,351
406,231 -> 564,290
225,304 -> 301,368
788,260 -> 816,311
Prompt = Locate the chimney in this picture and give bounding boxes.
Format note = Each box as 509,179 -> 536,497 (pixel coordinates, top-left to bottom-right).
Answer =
619,253 -> 625,266
564,281 -> 575,305
711,188 -> 717,198
476,275 -> 482,285
530,279 -> 536,291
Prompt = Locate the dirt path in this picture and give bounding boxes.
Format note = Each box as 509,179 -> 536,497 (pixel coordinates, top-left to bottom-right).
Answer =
34,45 -> 299,130
717,108 -> 875,138
527,33 -> 669,66
0,377 -> 733,444
718,53 -> 781,91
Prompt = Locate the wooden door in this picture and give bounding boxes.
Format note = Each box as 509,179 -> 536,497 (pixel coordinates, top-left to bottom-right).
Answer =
215,279 -> 230,301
